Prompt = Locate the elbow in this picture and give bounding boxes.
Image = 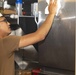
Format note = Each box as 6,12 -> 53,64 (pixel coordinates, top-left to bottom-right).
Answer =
37,34 -> 46,41
40,35 -> 45,41
35,31 -> 46,42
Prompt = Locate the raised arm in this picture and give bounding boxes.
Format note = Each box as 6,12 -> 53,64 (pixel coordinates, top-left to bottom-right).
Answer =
19,0 -> 57,48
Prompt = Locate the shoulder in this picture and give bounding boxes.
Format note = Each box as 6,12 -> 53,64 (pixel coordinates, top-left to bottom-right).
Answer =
2,35 -> 21,51
2,35 -> 21,45
3,35 -> 21,41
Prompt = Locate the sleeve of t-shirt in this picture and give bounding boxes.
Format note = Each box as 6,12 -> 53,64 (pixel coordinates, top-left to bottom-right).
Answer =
3,35 -> 21,53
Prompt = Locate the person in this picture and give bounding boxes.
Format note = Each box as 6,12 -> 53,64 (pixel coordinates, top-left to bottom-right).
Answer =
0,1 -> 57,75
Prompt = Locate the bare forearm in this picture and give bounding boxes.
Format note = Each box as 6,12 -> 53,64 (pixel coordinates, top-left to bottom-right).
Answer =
19,14 -> 55,48
36,14 -> 55,38
19,0 -> 57,48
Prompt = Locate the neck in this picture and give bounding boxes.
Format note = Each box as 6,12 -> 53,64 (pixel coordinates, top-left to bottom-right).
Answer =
0,32 -> 8,38
0,35 -> 6,38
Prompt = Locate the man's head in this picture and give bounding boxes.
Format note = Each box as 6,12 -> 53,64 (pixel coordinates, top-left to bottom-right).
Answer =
0,16 -> 11,37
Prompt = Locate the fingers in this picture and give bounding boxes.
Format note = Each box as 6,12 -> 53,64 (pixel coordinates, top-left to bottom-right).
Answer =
50,0 -> 54,3
54,0 -> 57,3
50,0 -> 57,4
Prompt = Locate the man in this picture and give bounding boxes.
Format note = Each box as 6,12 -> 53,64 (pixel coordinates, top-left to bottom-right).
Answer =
0,1 -> 57,75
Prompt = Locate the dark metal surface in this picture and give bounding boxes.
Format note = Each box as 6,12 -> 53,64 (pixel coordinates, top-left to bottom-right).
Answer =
38,0 -> 76,71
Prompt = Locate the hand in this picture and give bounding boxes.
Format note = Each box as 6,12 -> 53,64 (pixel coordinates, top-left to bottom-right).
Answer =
48,0 -> 57,15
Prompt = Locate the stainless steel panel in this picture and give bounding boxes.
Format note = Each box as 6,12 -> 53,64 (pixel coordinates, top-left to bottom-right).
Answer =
75,1 -> 76,74
38,0 -> 76,71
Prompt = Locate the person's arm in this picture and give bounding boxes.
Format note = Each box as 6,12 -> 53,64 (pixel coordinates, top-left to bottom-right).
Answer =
19,1 -> 57,48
